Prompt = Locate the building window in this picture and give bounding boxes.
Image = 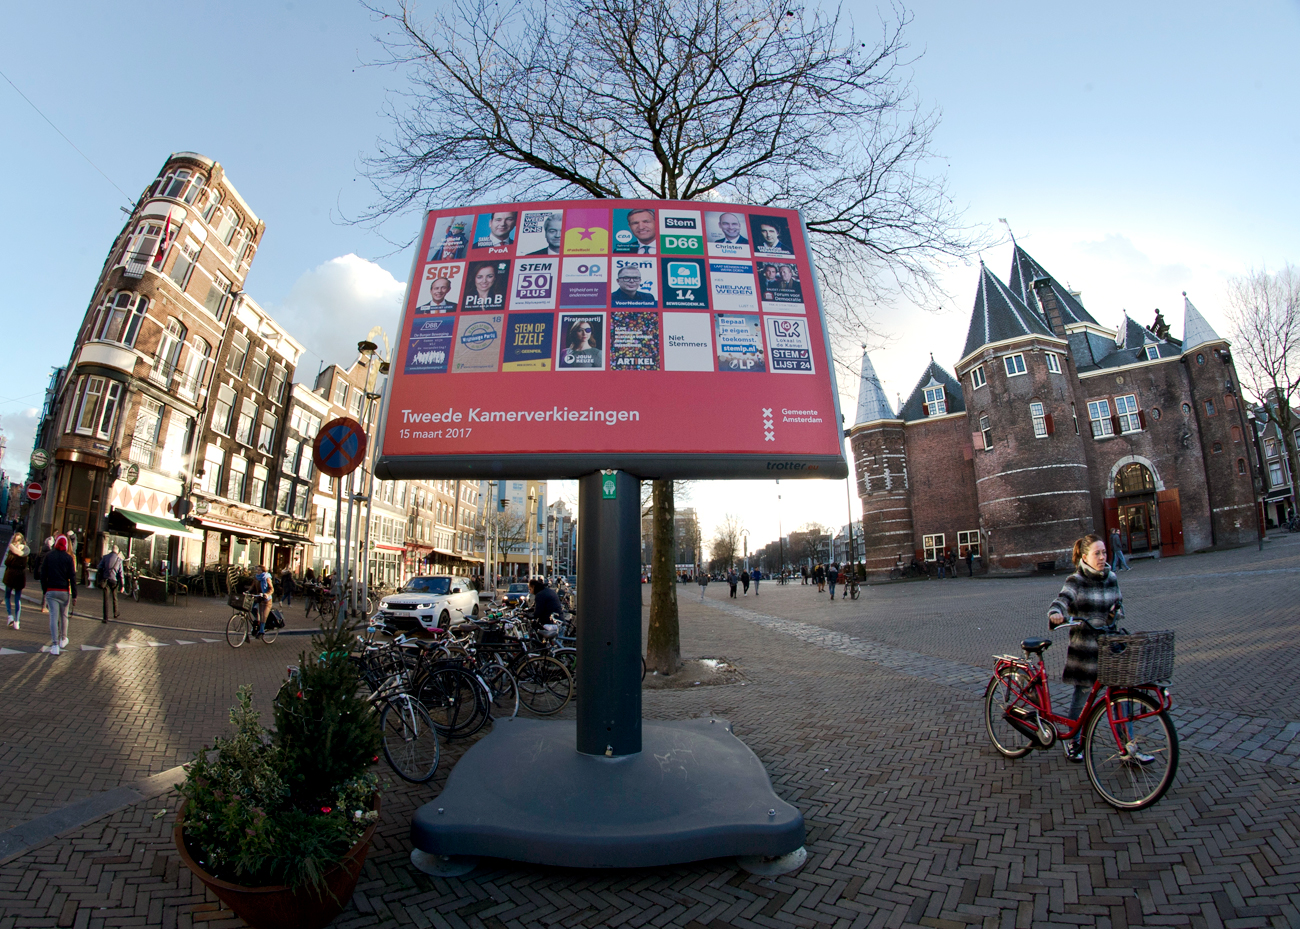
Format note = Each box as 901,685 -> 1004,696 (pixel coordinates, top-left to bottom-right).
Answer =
1088,399 -> 1114,438
227,331 -> 250,376
923,385 -> 946,416
1204,399 -> 1217,417
1182,402 -> 1192,415
268,363 -> 287,404
979,414 -> 992,450
1224,394 -> 1238,411
249,349 -> 269,393
227,456 -> 248,501
150,318 -> 187,384
957,530 -> 980,558
97,292 -> 146,346
293,485 -> 310,519
970,366 -> 986,390
201,446 -> 224,494
236,399 -> 257,446
122,221 -> 165,271
276,477 -> 293,513
1230,425 -> 1243,443
1196,353 -> 1205,365
922,533 -> 945,562
1030,401 -> 1048,438
73,377 -> 105,435
214,206 -> 241,246
212,384 -> 236,435
1004,353 -> 1027,377
168,238 -> 201,290
1269,461 -> 1285,486
257,411 -> 277,454
250,465 -> 268,509
1045,353 -> 1062,374
179,336 -> 212,401
157,168 -> 203,203
349,387 -> 364,417
333,380 -> 348,408
1211,442 -> 1223,454
204,272 -> 233,320
1071,402 -> 1079,434
202,190 -> 223,223
1237,458 -> 1247,475
97,381 -> 123,439
1151,407 -> 1162,420
1115,394 -> 1142,433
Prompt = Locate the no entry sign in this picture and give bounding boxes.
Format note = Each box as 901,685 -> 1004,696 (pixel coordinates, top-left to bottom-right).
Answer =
25,482 -> 43,502
313,417 -> 368,478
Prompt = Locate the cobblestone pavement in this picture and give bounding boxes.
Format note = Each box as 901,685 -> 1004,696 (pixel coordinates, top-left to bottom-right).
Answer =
1,539 -> 1298,928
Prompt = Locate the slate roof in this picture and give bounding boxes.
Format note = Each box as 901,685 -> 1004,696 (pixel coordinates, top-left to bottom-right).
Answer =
898,358 -> 965,422
1182,295 -> 1224,352
961,263 -> 1057,360
853,349 -> 896,425
1006,245 -> 1097,328
1080,312 -> 1183,372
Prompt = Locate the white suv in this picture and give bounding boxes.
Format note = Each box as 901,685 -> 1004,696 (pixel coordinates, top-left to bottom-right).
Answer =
376,576 -> 480,634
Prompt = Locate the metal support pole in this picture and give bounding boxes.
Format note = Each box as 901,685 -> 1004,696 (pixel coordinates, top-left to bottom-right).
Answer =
334,480 -> 345,629
343,482 -> 356,615
576,470 -> 642,756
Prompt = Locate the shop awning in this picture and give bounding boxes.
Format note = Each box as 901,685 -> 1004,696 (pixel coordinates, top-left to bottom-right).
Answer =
109,508 -> 204,541
192,516 -> 279,539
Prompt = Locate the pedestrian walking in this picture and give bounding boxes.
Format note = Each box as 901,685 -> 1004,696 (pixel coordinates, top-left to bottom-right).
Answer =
36,537 -> 52,613
40,535 -> 77,656
279,567 -> 295,607
801,565 -> 808,585
698,572 -> 709,600
96,545 -> 124,623
946,547 -> 957,579
727,569 -> 739,598
814,564 -> 825,591
740,570 -> 750,595
751,567 -> 762,596
828,562 -> 839,599
5,533 -> 29,630
1109,527 -> 1130,571
964,546 -> 974,577
936,554 -> 945,579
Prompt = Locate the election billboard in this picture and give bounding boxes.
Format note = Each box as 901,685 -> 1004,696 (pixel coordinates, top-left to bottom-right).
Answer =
376,199 -> 846,480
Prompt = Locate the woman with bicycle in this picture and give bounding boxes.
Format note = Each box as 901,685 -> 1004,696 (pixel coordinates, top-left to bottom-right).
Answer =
1048,533 -> 1125,763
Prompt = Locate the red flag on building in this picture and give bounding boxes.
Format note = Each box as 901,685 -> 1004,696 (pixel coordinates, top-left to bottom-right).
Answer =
153,214 -> 172,267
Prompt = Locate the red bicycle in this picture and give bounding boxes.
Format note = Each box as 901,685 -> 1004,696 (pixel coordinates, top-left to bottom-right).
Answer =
984,621 -> 1178,810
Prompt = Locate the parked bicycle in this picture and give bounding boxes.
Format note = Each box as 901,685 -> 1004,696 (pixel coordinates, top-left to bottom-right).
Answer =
984,620 -> 1178,809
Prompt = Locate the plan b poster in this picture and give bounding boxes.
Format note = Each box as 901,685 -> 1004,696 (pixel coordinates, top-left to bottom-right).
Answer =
378,198 -> 846,481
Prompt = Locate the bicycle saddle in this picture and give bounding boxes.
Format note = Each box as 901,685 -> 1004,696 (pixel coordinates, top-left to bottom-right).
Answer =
1020,638 -> 1052,655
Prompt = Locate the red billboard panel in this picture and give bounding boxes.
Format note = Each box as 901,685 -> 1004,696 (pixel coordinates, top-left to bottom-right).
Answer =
376,200 -> 847,480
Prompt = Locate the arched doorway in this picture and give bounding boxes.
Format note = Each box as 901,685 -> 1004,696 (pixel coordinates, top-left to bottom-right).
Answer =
1114,462 -> 1159,553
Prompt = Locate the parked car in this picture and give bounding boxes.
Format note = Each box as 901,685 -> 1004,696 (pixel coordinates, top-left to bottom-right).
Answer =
375,575 -> 480,635
500,582 -> 531,607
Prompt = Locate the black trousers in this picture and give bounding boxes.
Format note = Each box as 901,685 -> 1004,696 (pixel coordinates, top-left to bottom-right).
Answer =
102,584 -> 118,621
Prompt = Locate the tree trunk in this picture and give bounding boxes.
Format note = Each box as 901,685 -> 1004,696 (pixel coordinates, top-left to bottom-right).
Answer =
645,479 -> 681,675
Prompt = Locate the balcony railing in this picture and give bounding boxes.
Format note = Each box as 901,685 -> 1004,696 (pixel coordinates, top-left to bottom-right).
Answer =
122,250 -> 157,280
125,437 -> 159,470
147,355 -> 203,399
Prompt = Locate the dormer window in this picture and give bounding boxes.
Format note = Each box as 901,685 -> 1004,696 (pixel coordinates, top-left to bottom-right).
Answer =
923,384 -> 946,416
1144,345 -> 1159,361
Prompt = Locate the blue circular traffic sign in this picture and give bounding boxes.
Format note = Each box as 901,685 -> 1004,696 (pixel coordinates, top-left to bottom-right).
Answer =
313,417 -> 368,477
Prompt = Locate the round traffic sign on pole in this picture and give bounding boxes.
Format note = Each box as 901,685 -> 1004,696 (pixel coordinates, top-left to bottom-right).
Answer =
313,417 -> 368,478
25,482 -> 44,502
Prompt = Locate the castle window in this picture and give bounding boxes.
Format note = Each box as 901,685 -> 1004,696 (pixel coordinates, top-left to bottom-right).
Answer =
1088,399 -> 1114,438
1237,458 -> 1247,475
1230,425 -> 1243,444
957,530 -> 980,558
922,533 -> 944,562
1204,399 -> 1217,417
1030,401 -> 1048,438
923,385 -> 946,416
1004,353 -> 1027,377
979,414 -> 992,450
1211,442 -> 1223,454
1182,402 -> 1192,415
1045,353 -> 1062,374
1224,394 -> 1238,411
971,365 -> 986,389
1144,345 -> 1160,361
1196,353 -> 1205,365
1072,403 -> 1079,434
1115,394 -> 1142,433
1151,407 -> 1162,420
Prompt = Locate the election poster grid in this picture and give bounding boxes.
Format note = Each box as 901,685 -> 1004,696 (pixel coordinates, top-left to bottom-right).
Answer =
385,199 -> 842,469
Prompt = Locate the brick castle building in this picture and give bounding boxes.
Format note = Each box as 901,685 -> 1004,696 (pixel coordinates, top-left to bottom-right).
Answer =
850,244 -> 1260,575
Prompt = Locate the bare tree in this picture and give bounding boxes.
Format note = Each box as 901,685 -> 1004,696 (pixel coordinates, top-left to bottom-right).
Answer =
1226,264 -> 1300,497
709,514 -> 745,570
472,510 -> 533,579
361,0 -> 978,674
795,521 -> 831,565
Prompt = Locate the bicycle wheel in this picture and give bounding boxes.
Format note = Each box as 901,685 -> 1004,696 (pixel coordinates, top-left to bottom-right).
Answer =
983,668 -> 1035,758
480,664 -> 519,720
380,695 -> 440,783
225,612 -> 249,648
261,617 -> 278,644
1083,689 -> 1178,810
417,666 -> 488,738
517,655 -> 573,716
850,583 -> 860,600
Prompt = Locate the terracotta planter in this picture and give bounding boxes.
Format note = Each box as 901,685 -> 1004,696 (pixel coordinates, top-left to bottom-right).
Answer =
174,798 -> 380,929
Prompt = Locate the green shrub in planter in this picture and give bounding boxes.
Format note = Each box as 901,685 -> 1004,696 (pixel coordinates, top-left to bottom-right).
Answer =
176,621 -> 382,891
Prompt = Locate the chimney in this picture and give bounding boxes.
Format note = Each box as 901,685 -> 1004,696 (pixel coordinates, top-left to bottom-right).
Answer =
1032,277 -> 1067,338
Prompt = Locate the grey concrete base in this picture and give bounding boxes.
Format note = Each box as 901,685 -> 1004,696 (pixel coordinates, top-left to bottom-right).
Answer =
410,717 -> 803,869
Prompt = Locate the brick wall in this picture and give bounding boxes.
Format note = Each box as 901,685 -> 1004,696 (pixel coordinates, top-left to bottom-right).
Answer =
902,413 -> 980,563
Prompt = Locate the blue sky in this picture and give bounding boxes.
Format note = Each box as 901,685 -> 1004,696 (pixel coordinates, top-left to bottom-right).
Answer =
2,1 -> 1297,546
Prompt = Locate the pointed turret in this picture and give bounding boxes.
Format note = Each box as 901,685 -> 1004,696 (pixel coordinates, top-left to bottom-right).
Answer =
853,348 -> 895,425
961,262 -> 1055,360
1182,294 -> 1223,353
1007,245 -> 1096,332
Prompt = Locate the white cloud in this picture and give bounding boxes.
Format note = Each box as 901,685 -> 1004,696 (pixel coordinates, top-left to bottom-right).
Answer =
270,254 -> 407,376
1,407 -> 41,479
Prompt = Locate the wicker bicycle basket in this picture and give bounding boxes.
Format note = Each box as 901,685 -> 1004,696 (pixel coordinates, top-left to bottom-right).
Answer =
1095,630 -> 1175,686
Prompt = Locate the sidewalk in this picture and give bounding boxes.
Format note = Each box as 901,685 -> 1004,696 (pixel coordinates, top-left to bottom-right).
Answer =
1,545 -> 1298,928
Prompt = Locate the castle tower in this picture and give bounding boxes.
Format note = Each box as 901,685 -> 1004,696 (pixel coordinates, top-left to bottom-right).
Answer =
848,349 -> 914,576
1007,244 -> 1097,337
954,264 -> 1093,571
1180,295 -> 1260,546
